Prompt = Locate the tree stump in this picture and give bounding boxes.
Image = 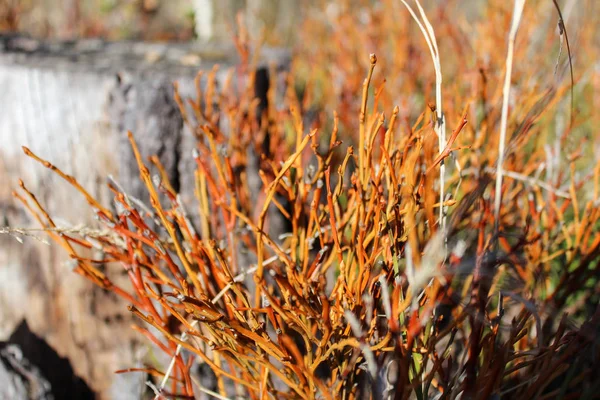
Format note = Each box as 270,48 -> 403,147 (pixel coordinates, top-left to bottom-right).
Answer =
0,33 -> 289,399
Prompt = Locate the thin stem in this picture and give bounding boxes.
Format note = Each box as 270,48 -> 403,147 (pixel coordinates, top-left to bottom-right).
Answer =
494,0 -> 527,237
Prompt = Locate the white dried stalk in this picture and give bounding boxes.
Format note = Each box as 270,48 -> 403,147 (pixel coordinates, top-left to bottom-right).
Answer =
379,274 -> 392,321
154,321 -> 197,400
499,169 -> 570,199
494,0 -> 527,234
0,225 -> 125,247
400,0 -> 446,239
461,166 -> 571,199
190,375 -> 233,400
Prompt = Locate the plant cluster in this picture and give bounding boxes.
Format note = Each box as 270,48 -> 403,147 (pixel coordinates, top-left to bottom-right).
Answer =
10,1 -> 600,399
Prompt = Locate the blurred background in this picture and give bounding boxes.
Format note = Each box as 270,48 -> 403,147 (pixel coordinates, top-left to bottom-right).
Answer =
0,0 -> 304,44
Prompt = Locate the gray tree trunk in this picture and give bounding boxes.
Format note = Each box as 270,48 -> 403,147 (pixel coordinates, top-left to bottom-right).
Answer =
0,34 -> 288,399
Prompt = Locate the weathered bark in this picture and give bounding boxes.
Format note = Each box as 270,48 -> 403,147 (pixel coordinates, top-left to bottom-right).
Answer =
0,34 -> 288,399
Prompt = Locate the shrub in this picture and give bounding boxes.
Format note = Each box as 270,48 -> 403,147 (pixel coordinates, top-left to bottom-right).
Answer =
12,1 -> 600,399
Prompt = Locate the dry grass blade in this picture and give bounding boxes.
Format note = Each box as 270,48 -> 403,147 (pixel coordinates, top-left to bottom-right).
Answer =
494,0 -> 526,237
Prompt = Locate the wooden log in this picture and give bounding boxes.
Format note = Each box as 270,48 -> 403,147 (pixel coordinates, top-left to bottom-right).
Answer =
0,33 -> 289,399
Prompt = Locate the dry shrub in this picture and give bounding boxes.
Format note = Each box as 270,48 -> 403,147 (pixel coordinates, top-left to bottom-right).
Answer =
10,1 -> 600,399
